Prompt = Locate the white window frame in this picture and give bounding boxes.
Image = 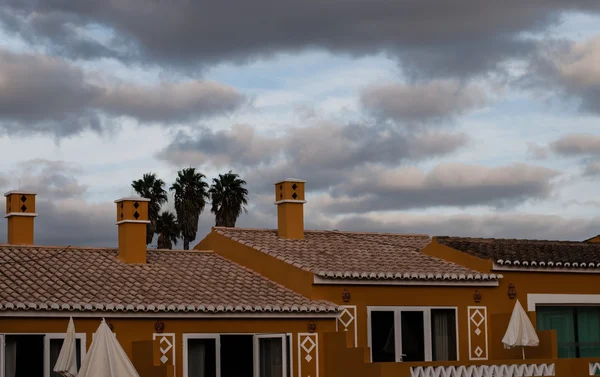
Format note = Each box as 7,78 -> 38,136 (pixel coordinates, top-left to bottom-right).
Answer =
183,333 -> 290,377
254,334 -> 287,377
0,332 -> 86,377
44,333 -> 87,377
183,334 -> 221,377
367,306 -> 459,362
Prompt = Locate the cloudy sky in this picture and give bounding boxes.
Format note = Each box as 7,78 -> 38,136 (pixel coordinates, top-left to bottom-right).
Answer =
2,1 -> 600,247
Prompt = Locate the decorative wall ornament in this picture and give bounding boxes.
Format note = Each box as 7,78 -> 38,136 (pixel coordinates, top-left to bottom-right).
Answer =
473,290 -> 482,303
298,333 -> 318,377
307,321 -> 316,333
508,282 -> 517,299
410,363 -> 555,377
467,306 -> 489,360
153,332 -> 176,373
336,305 -> 358,347
154,321 -> 165,333
341,288 -> 351,303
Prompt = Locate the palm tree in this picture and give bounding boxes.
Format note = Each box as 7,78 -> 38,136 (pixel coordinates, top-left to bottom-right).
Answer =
156,211 -> 180,249
209,171 -> 249,227
132,173 -> 168,245
170,167 -> 209,250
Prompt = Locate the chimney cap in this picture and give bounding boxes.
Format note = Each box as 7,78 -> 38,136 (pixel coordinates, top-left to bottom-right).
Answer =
4,190 -> 37,197
274,178 -> 306,185
114,196 -> 151,204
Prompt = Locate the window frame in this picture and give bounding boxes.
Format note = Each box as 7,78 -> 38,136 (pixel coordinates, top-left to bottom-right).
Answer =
44,332 -> 87,377
183,333 -> 291,377
367,306 -> 459,362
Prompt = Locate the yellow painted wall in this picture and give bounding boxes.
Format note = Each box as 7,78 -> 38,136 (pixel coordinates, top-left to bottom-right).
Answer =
0,316 -> 335,377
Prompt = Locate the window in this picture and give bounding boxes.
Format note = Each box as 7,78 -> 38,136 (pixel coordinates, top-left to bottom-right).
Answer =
184,334 -> 290,377
537,306 -> 600,358
368,307 -> 458,362
2,333 -> 86,377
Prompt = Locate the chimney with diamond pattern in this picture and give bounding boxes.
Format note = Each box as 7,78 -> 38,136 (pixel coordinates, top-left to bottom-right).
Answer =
274,179 -> 306,239
115,196 -> 150,264
4,191 -> 37,245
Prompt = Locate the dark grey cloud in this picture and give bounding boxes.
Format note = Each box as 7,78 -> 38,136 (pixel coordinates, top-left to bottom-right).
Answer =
157,121 -> 470,193
3,1 -> 600,78
550,133 -> 600,157
360,80 -> 487,124
0,48 -> 246,138
12,159 -> 89,200
320,163 -> 560,213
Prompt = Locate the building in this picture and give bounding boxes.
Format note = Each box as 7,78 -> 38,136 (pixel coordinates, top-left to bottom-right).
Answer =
0,191 -> 338,377
196,179 -> 600,377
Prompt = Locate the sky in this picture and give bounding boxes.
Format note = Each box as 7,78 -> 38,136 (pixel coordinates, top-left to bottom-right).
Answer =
1,1 -> 600,248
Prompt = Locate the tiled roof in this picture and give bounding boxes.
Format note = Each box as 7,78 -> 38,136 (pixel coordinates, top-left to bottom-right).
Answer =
213,228 -> 501,282
0,245 -> 338,314
435,236 -> 600,270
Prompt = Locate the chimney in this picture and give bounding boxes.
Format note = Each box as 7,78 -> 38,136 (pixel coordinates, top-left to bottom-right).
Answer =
115,196 -> 150,264
274,179 -> 306,239
4,191 -> 38,245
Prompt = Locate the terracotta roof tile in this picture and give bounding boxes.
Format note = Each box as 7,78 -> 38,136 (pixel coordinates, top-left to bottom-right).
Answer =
0,245 -> 338,314
435,236 -> 600,270
213,228 -> 500,282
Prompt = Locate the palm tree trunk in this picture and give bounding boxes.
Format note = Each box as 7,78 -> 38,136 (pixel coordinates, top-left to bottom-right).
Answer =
183,237 -> 190,250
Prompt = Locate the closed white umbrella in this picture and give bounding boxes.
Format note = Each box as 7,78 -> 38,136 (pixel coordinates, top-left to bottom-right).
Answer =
502,299 -> 540,359
54,317 -> 78,377
77,319 -> 140,377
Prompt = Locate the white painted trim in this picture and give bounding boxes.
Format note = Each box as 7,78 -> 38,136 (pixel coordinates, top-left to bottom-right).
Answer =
44,333 -> 87,377
275,179 -> 306,184
183,333 -> 220,377
273,200 -> 307,205
0,334 -> 4,377
153,333 -> 176,376
4,212 -> 38,218
493,263 -> 600,274
4,191 -> 37,196
527,294 -> 600,312
116,219 -> 151,225
366,306 -> 459,363
0,311 -> 339,319
114,197 -> 150,203
254,333 -> 287,377
314,275 -> 499,287
335,305 -> 358,347
287,333 -> 294,377
467,306 -> 488,361
297,333 -> 318,377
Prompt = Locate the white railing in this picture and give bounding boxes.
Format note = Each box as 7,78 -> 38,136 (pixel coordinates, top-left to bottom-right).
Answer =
410,363 -> 555,377
590,362 -> 600,375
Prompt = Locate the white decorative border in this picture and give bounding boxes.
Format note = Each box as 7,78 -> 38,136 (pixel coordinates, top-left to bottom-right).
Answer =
336,305 -> 358,347
153,332 -> 175,373
527,294 -> 600,311
467,306 -> 488,361
297,333 -> 318,377
410,364 -> 555,377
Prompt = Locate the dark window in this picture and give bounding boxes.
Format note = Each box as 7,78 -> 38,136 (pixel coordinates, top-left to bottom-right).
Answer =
431,309 -> 458,361
220,335 -> 254,377
49,338 -> 83,377
187,338 -> 217,377
5,335 -> 44,377
400,311 -> 425,362
537,306 -> 600,358
370,311 -> 395,362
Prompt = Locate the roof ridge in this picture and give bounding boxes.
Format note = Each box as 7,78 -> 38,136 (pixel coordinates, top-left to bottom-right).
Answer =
434,236 -> 597,245
214,227 -> 429,237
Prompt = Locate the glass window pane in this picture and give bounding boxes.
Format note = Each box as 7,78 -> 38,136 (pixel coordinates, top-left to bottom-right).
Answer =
49,339 -> 82,377
400,311 -> 425,362
259,338 -> 284,377
370,311 -> 395,362
537,306 -> 577,358
187,339 -> 217,377
431,309 -> 457,361
577,307 -> 600,358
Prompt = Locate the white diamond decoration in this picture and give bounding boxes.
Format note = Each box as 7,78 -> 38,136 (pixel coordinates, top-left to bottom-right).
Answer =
474,346 -> 483,357
338,308 -> 355,330
475,328 -> 481,336
160,355 -> 168,364
301,336 -> 316,354
470,309 -> 485,328
305,354 -> 313,362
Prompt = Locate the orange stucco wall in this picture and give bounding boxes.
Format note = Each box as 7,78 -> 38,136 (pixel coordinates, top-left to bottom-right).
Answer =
0,316 -> 335,377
